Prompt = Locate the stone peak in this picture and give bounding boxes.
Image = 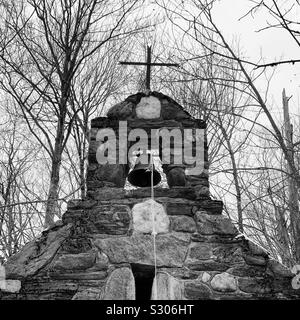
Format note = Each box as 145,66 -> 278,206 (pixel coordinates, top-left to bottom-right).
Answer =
106,91 -> 193,121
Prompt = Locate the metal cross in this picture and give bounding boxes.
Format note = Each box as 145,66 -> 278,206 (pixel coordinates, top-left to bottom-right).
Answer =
120,46 -> 179,90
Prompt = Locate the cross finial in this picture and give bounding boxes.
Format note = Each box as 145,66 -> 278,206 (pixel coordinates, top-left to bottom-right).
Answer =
120,46 -> 179,91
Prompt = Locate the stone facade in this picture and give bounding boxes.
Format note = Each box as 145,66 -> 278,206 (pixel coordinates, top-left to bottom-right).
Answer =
0,91 -> 299,300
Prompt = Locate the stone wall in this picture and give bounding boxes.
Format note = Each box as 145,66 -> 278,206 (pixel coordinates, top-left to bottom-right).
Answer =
1,188 -> 299,300
1,91 -> 299,300
88,91 -> 209,194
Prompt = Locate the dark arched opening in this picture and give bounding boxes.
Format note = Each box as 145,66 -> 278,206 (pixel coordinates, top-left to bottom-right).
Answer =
131,263 -> 155,300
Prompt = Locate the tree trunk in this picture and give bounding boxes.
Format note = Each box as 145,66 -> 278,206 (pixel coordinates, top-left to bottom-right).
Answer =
44,123 -> 64,229
282,88 -> 300,263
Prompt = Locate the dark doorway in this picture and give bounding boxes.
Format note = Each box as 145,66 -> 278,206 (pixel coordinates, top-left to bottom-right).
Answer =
131,263 -> 155,300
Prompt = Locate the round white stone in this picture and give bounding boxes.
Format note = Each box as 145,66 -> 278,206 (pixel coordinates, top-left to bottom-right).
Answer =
132,199 -> 169,234
210,272 -> 237,292
136,96 -> 161,119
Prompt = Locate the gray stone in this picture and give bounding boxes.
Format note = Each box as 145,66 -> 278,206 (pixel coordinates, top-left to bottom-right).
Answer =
227,265 -> 266,277
267,259 -> 293,278
51,251 -> 96,271
87,164 -> 129,188
184,281 -> 212,299
49,271 -> 107,280
186,242 -> 213,260
186,260 -> 229,272
247,241 -> 269,257
210,272 -> 237,292
201,272 -> 211,283
72,287 -> 102,300
107,101 -> 135,119
170,216 -> 196,233
243,254 -> 267,266
166,202 -> 193,216
87,204 -> 131,235
102,267 -> 135,300
166,167 -> 186,187
5,224 -> 72,278
152,272 -> 183,299
136,96 -> 161,119
195,213 -> 238,236
94,232 -> 190,267
0,279 -> 21,293
238,277 -> 271,294
132,199 -> 169,234
160,98 -> 191,120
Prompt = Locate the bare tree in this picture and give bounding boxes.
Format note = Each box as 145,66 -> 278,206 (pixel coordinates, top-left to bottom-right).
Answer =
157,0 -> 300,262
0,103 -> 44,259
0,0 -> 148,228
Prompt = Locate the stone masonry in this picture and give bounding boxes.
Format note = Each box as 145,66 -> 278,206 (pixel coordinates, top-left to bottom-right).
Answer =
0,91 -> 299,300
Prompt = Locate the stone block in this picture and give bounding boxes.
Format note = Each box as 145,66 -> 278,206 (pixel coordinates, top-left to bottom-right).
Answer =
86,204 -> 131,235
132,199 -> 169,234
51,251 -> 96,271
184,281 -> 212,299
72,287 -> 102,300
136,96 -> 161,119
107,101 -> 135,119
0,279 -> 21,293
238,277 -> 271,294
94,232 -> 190,267
195,213 -> 238,235
102,267 -> 135,300
166,167 -> 186,187
152,272 -> 183,299
5,224 -> 72,279
210,272 -> 237,292
170,216 -> 196,233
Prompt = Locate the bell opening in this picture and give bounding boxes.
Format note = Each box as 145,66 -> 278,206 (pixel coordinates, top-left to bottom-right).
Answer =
125,149 -> 168,189
128,168 -> 161,188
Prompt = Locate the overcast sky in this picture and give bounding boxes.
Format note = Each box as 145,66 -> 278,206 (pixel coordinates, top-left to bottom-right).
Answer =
213,0 -> 300,118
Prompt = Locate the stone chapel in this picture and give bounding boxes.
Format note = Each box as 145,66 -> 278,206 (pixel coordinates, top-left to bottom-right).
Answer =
0,91 -> 299,300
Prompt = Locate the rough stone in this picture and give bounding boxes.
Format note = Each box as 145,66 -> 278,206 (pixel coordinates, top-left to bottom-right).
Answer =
102,267 -> 135,300
267,259 -> 293,278
136,96 -> 161,119
186,242 -> 213,261
210,272 -> 237,292
0,279 -> 21,293
243,254 -> 267,266
72,287 -> 102,300
94,233 -> 190,267
166,167 -> 186,187
247,241 -> 269,257
132,199 -> 169,234
51,251 -> 96,271
5,224 -> 72,278
107,101 -> 135,119
238,277 -> 271,294
186,260 -> 229,272
227,265 -> 266,277
201,272 -> 211,283
166,202 -> 193,216
197,200 -> 223,215
195,213 -> 238,236
2,91 -> 300,301
152,272 -> 183,299
184,281 -> 212,299
170,216 -> 196,233
87,164 -> 129,188
87,204 -> 131,235
160,99 -> 191,120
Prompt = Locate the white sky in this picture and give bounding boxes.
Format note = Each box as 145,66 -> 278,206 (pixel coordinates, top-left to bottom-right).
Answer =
212,0 -> 300,118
